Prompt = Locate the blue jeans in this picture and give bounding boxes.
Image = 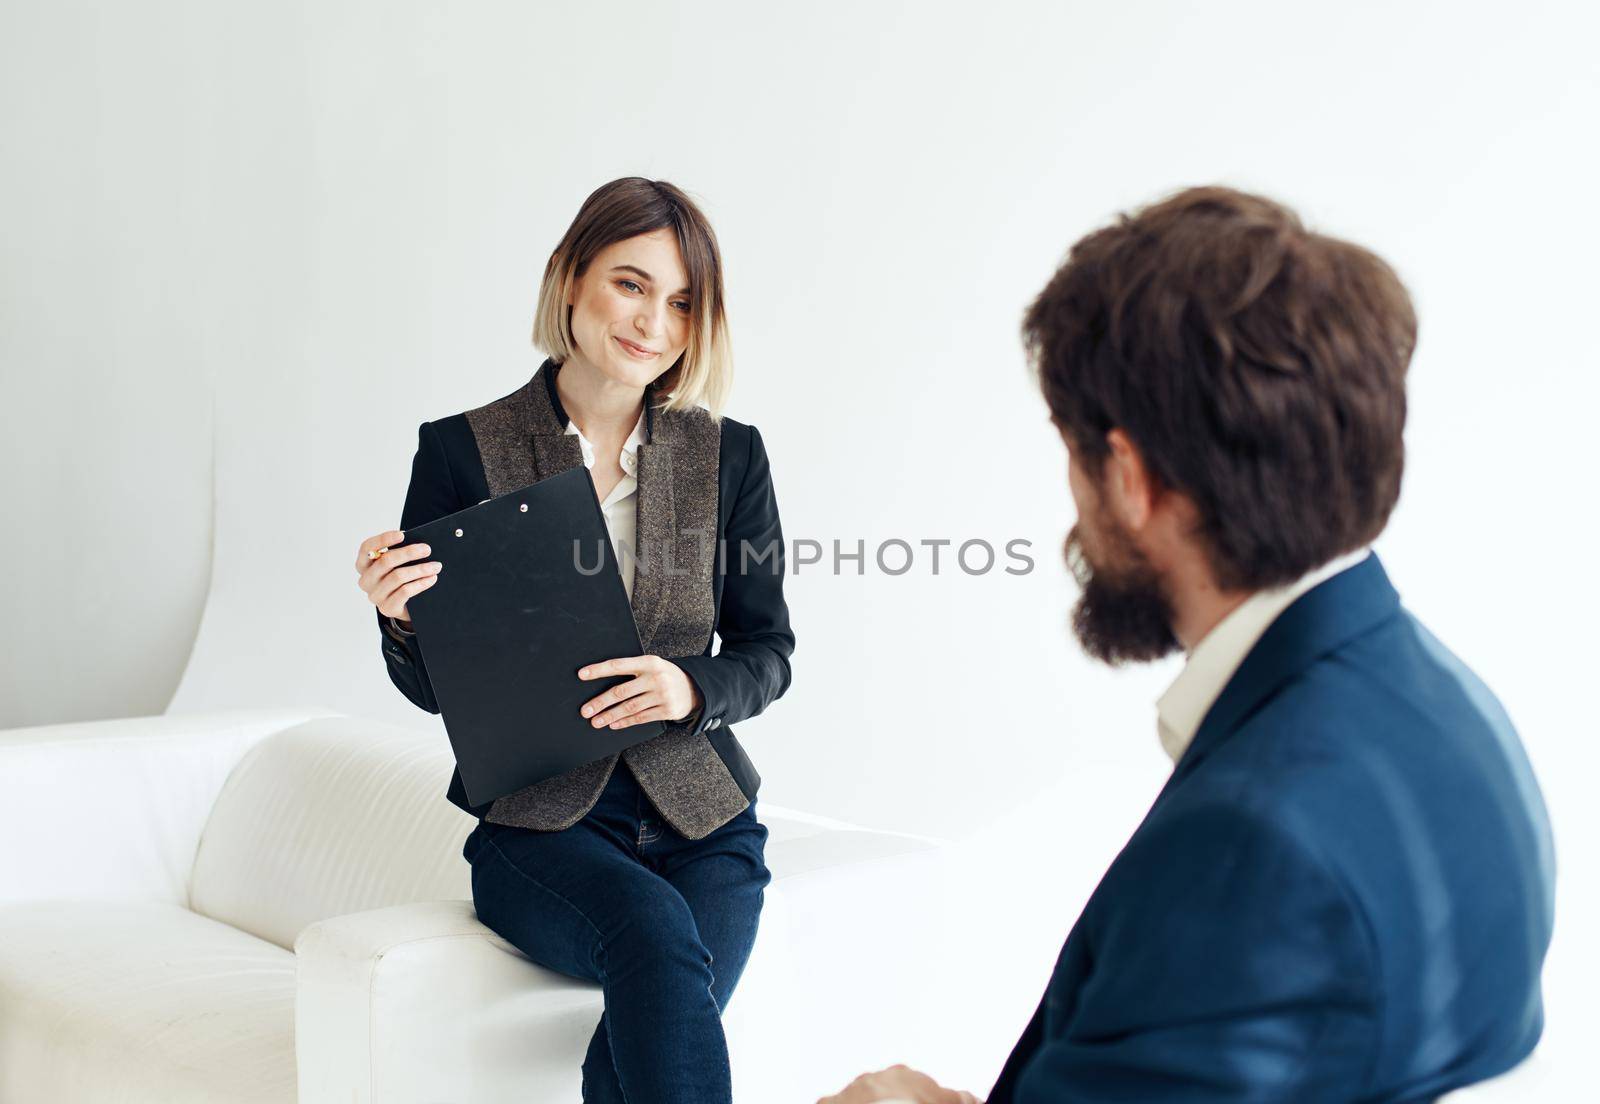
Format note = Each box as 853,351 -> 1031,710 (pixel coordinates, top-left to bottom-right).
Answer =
462,763 -> 770,1104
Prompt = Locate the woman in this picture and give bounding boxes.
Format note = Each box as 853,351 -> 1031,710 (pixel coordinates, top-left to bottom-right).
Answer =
354,177 -> 794,1104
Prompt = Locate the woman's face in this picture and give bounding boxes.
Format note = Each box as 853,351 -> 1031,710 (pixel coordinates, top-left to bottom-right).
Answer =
565,228 -> 693,390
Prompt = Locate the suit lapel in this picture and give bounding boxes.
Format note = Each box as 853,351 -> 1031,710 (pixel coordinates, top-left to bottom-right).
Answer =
529,430 -> 584,483
520,357 -> 675,652
526,358 -> 584,483
630,437 -> 675,651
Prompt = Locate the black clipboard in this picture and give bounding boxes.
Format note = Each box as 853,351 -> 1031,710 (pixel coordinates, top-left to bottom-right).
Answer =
399,466 -> 664,806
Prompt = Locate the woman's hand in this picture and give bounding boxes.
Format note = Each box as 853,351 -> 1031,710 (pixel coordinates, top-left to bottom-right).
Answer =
578,655 -> 704,730
356,528 -> 442,623
816,1065 -> 981,1104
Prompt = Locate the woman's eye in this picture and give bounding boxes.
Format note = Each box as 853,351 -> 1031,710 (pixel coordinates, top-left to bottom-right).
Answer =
616,280 -> 687,312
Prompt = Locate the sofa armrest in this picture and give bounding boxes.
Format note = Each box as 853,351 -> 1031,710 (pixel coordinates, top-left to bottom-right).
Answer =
295,898 -> 605,1104
0,707 -> 336,907
294,896 -> 617,1094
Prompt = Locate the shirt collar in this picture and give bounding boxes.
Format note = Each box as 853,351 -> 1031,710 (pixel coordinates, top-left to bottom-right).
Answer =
1155,547 -> 1372,764
563,407 -> 647,475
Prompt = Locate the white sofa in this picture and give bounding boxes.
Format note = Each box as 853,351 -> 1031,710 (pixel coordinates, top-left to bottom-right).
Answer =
0,708 -> 947,1103
0,708 -> 1552,1103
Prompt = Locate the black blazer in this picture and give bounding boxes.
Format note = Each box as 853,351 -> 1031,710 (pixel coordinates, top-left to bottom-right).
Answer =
376,374 -> 795,819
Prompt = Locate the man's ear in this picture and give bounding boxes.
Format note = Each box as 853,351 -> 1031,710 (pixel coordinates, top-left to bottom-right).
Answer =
1103,428 -> 1156,532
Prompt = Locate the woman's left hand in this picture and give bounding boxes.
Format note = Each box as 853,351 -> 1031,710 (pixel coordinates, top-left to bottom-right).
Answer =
578,655 -> 704,730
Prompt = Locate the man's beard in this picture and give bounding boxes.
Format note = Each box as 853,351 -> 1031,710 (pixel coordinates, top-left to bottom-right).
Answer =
1064,521 -> 1181,665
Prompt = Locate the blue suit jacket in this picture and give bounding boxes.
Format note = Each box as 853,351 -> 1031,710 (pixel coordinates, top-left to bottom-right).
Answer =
989,555 -> 1554,1102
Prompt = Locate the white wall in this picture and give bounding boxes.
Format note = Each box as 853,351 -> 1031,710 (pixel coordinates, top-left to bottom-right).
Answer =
5,0 -> 1596,1094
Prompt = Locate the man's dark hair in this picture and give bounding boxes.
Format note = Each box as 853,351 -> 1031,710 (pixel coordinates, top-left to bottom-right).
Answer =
1024,185 -> 1417,591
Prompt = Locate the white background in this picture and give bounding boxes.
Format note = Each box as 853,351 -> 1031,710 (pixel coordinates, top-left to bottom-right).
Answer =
4,0 -> 1596,1096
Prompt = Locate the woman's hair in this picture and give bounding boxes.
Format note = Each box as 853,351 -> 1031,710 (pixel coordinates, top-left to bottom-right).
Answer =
1024,185 -> 1417,591
532,177 -> 732,418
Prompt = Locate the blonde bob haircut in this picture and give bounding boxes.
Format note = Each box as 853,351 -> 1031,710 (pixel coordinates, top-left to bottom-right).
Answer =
532,177 -> 733,419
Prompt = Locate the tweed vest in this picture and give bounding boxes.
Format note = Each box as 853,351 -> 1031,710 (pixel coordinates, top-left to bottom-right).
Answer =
464,360 -> 749,841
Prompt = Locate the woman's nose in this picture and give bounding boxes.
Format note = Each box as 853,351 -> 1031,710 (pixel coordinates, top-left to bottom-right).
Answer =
635,304 -> 664,337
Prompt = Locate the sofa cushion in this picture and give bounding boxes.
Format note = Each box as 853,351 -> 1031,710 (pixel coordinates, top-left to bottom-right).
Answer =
188,715 -> 473,950
0,899 -> 295,1104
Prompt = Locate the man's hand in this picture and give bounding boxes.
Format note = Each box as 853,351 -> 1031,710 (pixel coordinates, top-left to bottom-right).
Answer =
577,654 -> 704,729
816,1064 -> 981,1104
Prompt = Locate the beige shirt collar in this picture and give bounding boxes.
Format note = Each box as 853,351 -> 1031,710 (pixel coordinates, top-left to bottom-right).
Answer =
1156,547 -> 1372,764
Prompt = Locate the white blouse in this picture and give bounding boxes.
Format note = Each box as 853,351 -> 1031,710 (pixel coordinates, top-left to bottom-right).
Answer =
564,407 -> 647,601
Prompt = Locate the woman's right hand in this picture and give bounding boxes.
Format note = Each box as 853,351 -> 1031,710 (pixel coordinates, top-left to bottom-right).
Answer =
356,528 -> 442,624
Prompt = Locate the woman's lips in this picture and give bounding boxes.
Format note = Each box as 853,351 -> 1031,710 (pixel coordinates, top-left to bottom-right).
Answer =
615,336 -> 659,359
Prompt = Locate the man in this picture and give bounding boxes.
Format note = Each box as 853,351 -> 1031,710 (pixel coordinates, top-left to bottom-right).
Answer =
820,187 -> 1555,1103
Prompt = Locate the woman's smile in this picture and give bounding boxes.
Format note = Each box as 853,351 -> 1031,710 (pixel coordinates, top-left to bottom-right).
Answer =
614,336 -> 659,360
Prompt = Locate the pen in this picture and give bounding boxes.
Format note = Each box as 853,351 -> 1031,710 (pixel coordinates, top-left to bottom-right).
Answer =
369,533 -> 403,560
